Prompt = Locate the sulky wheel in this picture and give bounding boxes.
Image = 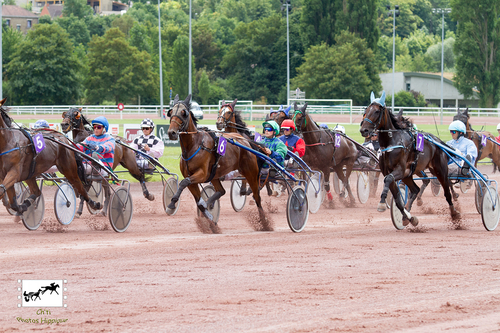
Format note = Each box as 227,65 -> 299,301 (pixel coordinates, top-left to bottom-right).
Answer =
86,181 -> 104,215
356,172 -> 370,204
163,177 -> 180,216
431,179 -> 441,197
460,179 -> 473,194
21,188 -> 45,231
390,184 -> 408,230
4,182 -> 27,216
286,186 -> 309,233
230,179 -> 247,212
54,182 -> 77,226
108,187 -> 133,233
306,173 -> 322,214
333,172 -> 341,195
475,181 -> 488,214
481,185 -> 500,231
197,184 -> 220,224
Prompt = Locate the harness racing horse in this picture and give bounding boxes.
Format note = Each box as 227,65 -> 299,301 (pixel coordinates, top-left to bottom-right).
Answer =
453,108 -> 500,171
292,102 -> 358,203
167,94 -> 269,229
61,108 -> 153,216
359,95 -> 459,225
0,98 -> 101,217
273,105 -> 291,127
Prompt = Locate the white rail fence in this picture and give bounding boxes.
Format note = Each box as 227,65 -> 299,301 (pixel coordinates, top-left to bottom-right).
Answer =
7,105 -> 500,123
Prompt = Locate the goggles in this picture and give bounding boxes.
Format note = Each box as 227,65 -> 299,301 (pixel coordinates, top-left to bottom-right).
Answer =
282,127 -> 291,130
93,125 -> 103,130
264,127 -> 274,132
450,130 -> 458,134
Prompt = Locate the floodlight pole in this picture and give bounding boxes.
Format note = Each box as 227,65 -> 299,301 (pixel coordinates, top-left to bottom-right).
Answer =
387,5 -> 399,113
433,8 -> 451,125
188,0 -> 192,96
286,3 -> 290,106
158,0 -> 163,117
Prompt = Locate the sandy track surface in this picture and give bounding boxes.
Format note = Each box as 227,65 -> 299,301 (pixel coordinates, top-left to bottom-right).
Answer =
2,165 -> 500,332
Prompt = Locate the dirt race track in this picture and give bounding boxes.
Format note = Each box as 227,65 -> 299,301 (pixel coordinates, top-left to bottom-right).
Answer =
2,165 -> 500,332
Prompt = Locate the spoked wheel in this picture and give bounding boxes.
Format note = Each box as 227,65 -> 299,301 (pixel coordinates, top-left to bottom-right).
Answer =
54,182 -> 77,225
3,182 -> 27,215
286,186 -> 309,232
460,179 -> 473,194
481,185 -> 500,231
163,177 -> 180,216
475,181 -> 488,214
431,179 -> 441,197
385,190 -> 393,210
306,173 -> 322,214
21,189 -> 45,231
333,172 -> 342,195
230,179 -> 247,212
108,187 -> 133,232
390,184 -> 408,230
86,181 -> 104,215
357,172 -> 370,204
197,184 -> 220,224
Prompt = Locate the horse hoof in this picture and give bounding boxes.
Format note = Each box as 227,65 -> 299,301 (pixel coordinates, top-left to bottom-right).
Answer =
416,198 -> 423,206
410,216 -> 419,226
377,203 -> 387,212
203,210 -> 214,221
167,202 -> 176,210
75,212 -> 82,219
166,208 -> 175,216
402,218 -> 410,227
146,193 -> 155,201
453,193 -> 459,200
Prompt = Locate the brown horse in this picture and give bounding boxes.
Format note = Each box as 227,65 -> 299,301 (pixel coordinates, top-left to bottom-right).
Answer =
453,108 -> 500,170
0,98 -> 101,217
61,108 -> 153,216
292,102 -> 358,202
360,98 -> 459,225
273,105 -> 292,127
167,94 -> 268,228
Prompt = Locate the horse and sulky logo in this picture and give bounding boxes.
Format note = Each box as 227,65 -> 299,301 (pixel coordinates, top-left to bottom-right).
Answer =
16,280 -> 69,325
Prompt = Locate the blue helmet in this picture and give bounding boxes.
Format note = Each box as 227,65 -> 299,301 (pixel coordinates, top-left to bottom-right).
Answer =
449,120 -> 466,134
34,120 -> 49,129
92,116 -> 109,132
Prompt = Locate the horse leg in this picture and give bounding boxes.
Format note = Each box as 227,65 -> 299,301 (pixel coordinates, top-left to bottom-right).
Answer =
167,177 -> 191,212
187,183 -> 214,221
402,177 -> 420,215
340,164 -> 356,204
17,179 -> 42,214
323,169 -> 334,201
389,180 -> 415,226
437,172 -> 460,220
416,177 -> 430,206
378,173 -> 394,212
76,197 -> 85,218
205,179 -> 226,210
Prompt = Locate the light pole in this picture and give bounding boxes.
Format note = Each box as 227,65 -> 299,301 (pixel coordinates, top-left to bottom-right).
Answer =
433,8 -> 451,125
387,5 -> 399,113
188,0 -> 192,97
157,0 -> 163,117
281,0 -> 291,105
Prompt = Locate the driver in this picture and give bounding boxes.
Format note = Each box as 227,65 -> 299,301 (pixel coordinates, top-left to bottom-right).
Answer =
447,120 -> 477,176
77,116 -> 115,175
130,118 -> 164,171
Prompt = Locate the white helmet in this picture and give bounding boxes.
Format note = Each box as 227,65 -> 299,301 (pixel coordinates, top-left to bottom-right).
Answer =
334,125 -> 345,134
496,123 -> 500,130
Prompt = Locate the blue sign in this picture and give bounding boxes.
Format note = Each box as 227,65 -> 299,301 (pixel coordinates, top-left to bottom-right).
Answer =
416,133 -> 424,152
217,137 -> 227,156
33,133 -> 46,154
334,133 -> 341,148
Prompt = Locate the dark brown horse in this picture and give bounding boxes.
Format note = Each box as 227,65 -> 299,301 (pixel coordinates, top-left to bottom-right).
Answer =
453,108 -> 500,170
273,105 -> 292,127
360,98 -> 459,225
292,102 -> 358,202
0,98 -> 101,217
61,108 -> 153,216
167,94 -> 268,228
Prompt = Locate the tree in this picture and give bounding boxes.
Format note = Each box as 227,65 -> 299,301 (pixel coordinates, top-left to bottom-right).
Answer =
86,28 -> 158,104
291,42 -> 372,105
171,35 -> 192,99
336,0 -> 380,50
6,24 -> 84,105
300,0 -> 345,48
451,0 -> 500,107
387,90 -> 426,107
198,70 -> 210,104
62,0 -> 93,19
56,16 -> 91,47
2,24 -> 23,78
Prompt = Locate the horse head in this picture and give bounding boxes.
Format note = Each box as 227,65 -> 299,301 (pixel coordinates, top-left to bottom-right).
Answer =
61,107 -> 83,133
275,104 -> 291,127
0,98 -> 12,128
360,91 -> 388,138
292,102 -> 308,133
453,107 -> 470,127
216,99 -> 237,131
167,94 -> 196,140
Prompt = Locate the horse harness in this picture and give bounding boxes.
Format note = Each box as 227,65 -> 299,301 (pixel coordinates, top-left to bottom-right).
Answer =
379,129 -> 421,175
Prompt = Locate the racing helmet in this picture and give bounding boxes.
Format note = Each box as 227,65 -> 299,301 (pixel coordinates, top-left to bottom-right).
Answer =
449,120 -> 466,134
92,116 -> 109,132
496,123 -> 500,130
281,119 -> 296,131
262,120 -> 280,136
141,118 -> 154,129
333,125 -> 345,133
34,120 -> 49,129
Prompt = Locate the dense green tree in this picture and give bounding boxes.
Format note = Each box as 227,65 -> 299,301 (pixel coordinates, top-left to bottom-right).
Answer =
451,0 -> 500,108
86,28 -> 158,104
127,2 -> 158,26
198,70 -> 210,104
171,35 -> 192,99
387,90 -> 426,107
56,16 -> 91,47
300,0 -> 344,48
6,24 -> 83,105
86,14 -> 116,38
62,0 -> 93,19
291,41 -> 373,105
336,0 -> 380,50
38,15 -> 52,24
378,0 -> 423,39
192,23 -> 221,72
111,15 -> 135,37
129,22 -> 153,54
404,29 -> 438,57
2,25 -> 23,78
425,35 -> 454,71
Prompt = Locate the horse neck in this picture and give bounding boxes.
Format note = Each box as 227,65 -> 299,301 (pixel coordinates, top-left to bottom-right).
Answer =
226,115 -> 238,133
301,114 -> 323,143
377,109 -> 398,147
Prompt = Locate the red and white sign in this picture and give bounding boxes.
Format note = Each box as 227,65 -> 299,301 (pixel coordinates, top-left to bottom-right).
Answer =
117,103 -> 125,111
123,124 -> 141,143
109,124 -> 119,136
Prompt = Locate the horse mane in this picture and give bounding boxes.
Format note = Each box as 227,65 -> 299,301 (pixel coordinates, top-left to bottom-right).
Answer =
386,107 -> 413,130
233,110 -> 252,137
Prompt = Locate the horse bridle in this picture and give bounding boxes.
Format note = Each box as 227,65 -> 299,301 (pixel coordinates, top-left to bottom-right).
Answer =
292,109 -> 306,133
361,103 -> 385,136
216,105 -> 234,129
169,103 -> 191,133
